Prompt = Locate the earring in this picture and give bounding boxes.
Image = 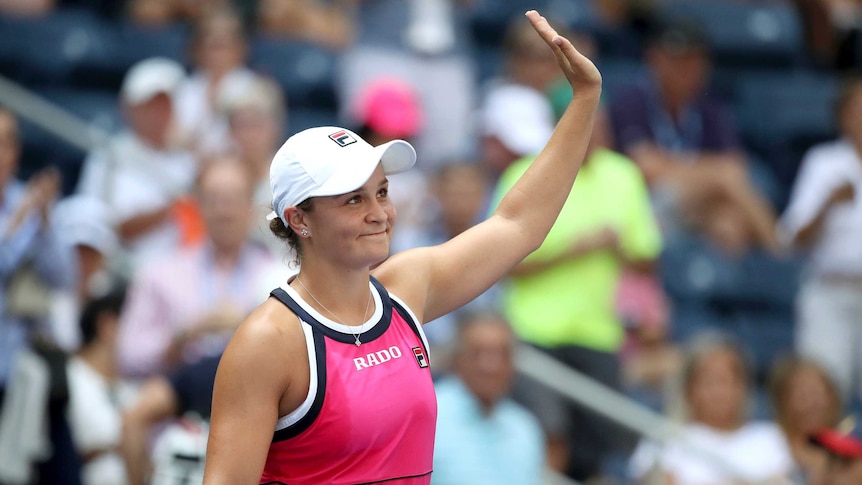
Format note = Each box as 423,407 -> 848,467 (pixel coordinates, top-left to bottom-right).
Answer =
301,228 -> 309,237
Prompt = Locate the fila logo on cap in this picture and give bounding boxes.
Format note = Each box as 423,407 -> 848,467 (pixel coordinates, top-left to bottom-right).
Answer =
412,347 -> 429,368
328,130 -> 357,147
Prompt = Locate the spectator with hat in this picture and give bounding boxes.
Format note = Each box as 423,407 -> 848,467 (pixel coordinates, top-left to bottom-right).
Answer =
48,195 -> 119,352
76,57 -> 197,274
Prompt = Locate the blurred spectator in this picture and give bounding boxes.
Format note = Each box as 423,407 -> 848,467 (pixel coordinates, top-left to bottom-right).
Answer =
792,0 -> 862,69
0,106 -> 73,398
116,156 -> 281,378
174,0 -> 233,21
256,0 -> 353,51
221,74 -> 290,256
629,334 -> 794,485
174,6 -> 258,156
48,195 -> 119,352
609,19 -> 780,256
619,271 -> 681,412
76,57 -> 196,273
0,107 -> 73,483
338,0 -> 477,168
770,355 -> 843,484
0,0 -> 54,17
494,107 -> 662,480
779,76 -> 862,403
121,354 -> 219,485
66,290 -> 138,485
431,312 -> 545,485
809,418 -> 862,485
126,0 -> 179,27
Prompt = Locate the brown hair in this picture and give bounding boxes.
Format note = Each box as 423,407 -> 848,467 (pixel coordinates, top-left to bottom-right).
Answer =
768,354 -> 842,434
269,198 -> 314,262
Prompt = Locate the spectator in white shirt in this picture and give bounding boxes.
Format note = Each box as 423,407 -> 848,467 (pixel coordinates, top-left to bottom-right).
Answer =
76,57 -> 197,274
66,290 -> 138,485
629,333 -> 794,485
174,6 -> 259,156
779,76 -> 862,402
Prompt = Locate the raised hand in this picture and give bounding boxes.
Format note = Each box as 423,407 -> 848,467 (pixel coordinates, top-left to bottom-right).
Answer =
525,10 -> 601,95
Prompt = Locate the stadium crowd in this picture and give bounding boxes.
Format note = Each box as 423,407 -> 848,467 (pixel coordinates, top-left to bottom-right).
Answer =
1,0 -> 861,484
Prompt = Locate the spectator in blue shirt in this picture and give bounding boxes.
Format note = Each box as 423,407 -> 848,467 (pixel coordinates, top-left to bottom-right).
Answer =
432,311 -> 545,485
0,106 -> 76,485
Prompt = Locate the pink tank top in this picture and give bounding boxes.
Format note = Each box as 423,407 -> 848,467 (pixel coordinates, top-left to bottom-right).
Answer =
260,277 -> 437,485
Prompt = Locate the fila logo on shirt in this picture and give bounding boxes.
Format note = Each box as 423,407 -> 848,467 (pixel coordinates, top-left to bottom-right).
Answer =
354,346 -> 403,371
328,130 -> 357,147
412,347 -> 429,368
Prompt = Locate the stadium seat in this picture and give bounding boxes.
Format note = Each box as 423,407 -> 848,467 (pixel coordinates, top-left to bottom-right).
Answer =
286,107 -> 339,137
659,237 -> 743,304
657,0 -> 805,68
669,302 -> 731,343
66,21 -> 191,93
0,8 -> 115,89
733,308 -> 795,380
18,88 -> 122,192
249,36 -> 339,111
735,70 -> 839,146
734,70 -> 840,191
469,0 -> 600,46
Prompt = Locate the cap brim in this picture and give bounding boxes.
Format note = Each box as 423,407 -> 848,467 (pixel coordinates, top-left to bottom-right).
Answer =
308,139 -> 416,199
809,429 -> 862,459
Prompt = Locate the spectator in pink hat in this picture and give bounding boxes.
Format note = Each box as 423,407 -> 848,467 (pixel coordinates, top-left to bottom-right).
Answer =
353,78 -> 433,259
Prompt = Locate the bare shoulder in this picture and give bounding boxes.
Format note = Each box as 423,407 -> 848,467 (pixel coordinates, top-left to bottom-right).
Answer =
372,246 -> 435,319
218,298 -> 305,391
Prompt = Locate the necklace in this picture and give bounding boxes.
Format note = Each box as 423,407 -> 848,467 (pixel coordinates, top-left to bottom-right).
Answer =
295,276 -> 372,346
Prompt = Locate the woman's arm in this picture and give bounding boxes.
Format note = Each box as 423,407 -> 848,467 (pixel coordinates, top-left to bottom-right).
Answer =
202,304 -> 298,485
376,11 -> 601,321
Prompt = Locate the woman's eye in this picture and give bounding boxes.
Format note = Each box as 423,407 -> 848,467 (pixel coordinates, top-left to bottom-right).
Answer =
347,196 -> 361,204
377,188 -> 388,198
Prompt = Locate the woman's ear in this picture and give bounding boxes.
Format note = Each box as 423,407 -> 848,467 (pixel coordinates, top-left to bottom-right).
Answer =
285,207 -> 309,238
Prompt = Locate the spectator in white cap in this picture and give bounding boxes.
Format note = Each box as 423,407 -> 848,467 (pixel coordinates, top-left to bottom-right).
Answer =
480,84 -> 555,179
478,16 -> 567,181
76,57 -> 197,274
47,195 -> 119,352
202,11 -> 602,484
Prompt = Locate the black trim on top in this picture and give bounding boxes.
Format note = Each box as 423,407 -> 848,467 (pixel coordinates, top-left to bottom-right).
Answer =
259,469 -> 432,485
269,288 -> 328,443
273,279 -> 393,345
389,297 -> 429,366
354,470 -> 433,484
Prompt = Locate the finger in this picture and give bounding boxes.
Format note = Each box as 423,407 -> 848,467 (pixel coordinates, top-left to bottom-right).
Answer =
525,10 -> 561,49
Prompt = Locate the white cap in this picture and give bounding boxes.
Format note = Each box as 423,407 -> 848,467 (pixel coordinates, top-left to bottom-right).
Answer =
53,195 -> 118,255
482,84 -> 555,157
268,126 -> 416,223
121,57 -> 186,106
